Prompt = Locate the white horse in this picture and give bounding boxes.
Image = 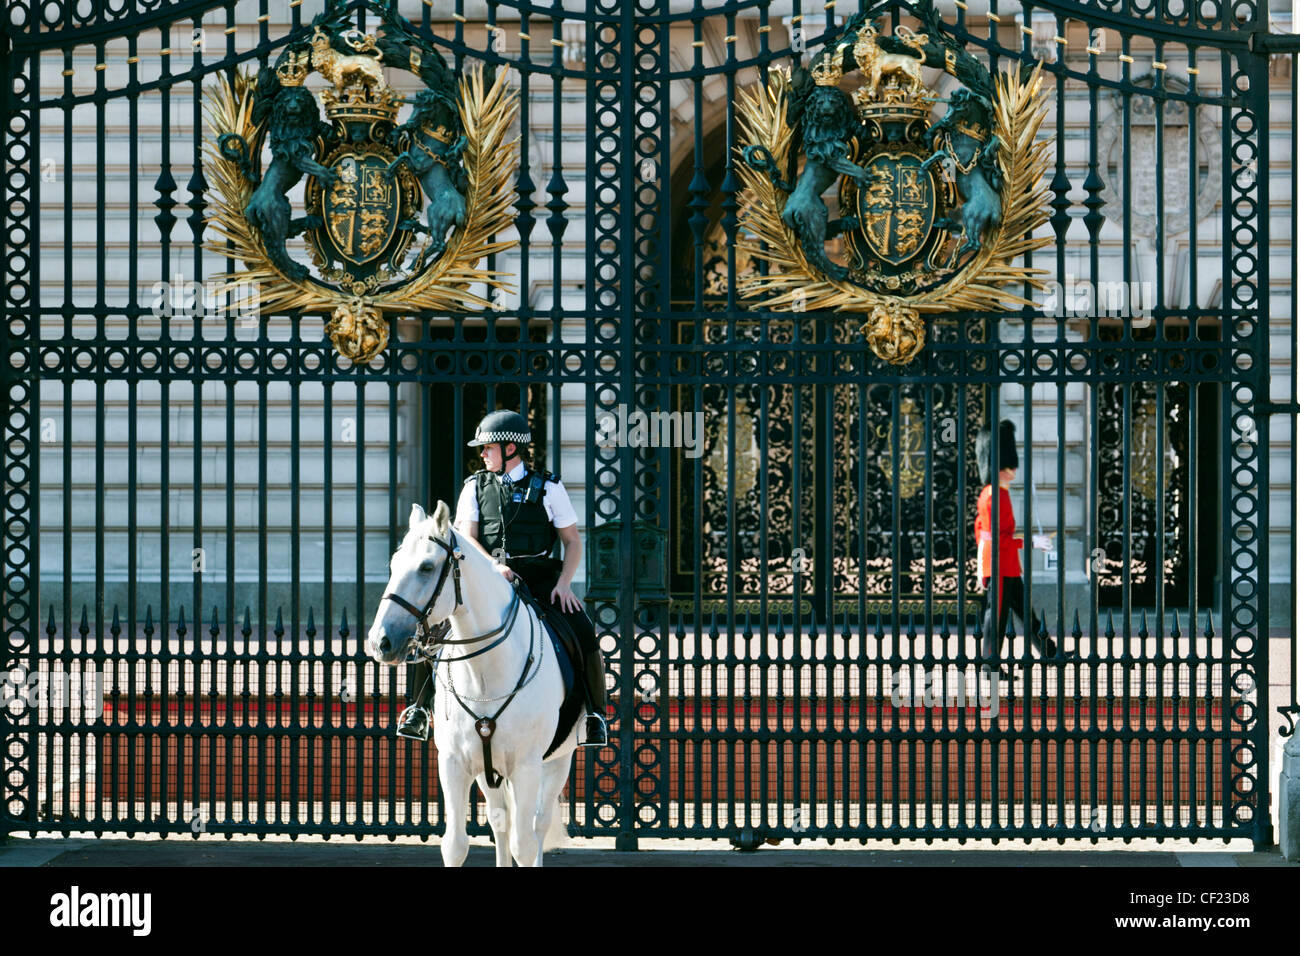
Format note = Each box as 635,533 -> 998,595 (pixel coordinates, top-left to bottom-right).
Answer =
366,501 -> 577,867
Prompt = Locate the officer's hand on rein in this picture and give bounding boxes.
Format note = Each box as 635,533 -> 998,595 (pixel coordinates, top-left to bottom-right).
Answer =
494,562 -> 517,582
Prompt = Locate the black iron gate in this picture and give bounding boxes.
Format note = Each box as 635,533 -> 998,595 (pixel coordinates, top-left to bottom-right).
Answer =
1,0 -> 1292,849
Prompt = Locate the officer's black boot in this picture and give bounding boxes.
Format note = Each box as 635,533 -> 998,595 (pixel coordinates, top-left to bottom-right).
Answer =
397,659 -> 435,741
397,704 -> 430,741
580,650 -> 608,747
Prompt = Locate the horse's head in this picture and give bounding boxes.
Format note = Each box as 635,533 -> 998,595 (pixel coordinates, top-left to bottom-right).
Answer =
943,87 -> 993,128
366,501 -> 463,665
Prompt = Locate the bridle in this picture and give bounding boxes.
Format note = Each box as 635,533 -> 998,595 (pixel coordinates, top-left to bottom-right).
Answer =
382,525 -> 521,663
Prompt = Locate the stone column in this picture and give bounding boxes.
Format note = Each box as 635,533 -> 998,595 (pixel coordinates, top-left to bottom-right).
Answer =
1282,733 -> 1300,860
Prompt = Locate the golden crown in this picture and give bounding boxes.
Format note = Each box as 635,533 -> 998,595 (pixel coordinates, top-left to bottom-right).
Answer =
854,79 -> 933,141
810,42 -> 851,86
275,50 -> 309,87
322,84 -> 403,126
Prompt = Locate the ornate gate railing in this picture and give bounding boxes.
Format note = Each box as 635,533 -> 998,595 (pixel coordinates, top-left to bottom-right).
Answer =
1,0 -> 1289,849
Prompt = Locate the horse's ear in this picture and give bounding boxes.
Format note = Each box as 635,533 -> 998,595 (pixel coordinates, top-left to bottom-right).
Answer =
409,502 -> 427,530
432,500 -> 451,533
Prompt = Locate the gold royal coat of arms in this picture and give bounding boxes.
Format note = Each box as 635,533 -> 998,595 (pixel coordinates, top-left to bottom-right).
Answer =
202,3 -> 518,363
739,0 -> 1052,364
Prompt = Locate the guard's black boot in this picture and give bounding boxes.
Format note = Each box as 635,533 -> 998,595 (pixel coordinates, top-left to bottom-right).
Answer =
581,711 -> 608,747
396,704 -> 430,741
579,651 -> 608,747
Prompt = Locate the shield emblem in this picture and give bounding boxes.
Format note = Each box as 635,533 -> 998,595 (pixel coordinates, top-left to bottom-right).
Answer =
854,152 -> 938,267
318,151 -> 400,266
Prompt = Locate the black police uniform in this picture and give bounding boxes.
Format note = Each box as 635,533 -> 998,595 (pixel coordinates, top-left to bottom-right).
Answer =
404,466 -> 606,720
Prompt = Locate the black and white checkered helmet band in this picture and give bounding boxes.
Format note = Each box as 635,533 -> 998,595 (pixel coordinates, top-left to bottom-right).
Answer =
468,429 -> 531,446
467,409 -> 531,446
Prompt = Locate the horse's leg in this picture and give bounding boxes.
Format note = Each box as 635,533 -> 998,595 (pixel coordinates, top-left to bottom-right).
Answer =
506,762 -> 544,867
437,755 -> 472,868
479,775 -> 513,868
537,756 -> 571,853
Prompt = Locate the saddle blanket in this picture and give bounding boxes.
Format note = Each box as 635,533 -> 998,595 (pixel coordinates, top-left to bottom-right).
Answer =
523,595 -> 585,758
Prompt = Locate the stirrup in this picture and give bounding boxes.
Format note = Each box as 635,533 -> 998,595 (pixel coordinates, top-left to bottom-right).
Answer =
396,704 -> 430,741
579,712 -> 608,748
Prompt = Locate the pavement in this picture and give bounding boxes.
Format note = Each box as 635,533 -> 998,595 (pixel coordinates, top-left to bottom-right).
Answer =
3,833 -> 1296,866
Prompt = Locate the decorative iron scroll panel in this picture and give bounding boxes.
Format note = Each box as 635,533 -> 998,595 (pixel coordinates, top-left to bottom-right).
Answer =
0,0 -> 1278,850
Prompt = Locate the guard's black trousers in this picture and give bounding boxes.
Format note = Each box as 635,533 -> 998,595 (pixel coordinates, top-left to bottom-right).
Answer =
980,575 -> 1057,662
406,559 -> 606,716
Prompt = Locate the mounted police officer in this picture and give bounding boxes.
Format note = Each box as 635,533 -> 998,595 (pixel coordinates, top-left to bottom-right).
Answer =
396,409 -> 609,746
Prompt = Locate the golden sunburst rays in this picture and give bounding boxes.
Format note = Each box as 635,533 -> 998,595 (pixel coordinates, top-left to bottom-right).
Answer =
736,63 -> 1053,364
202,62 -> 519,351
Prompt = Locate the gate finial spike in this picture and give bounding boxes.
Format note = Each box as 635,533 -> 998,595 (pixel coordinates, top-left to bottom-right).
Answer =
242,607 -> 252,639
176,605 -> 187,637
47,605 -> 57,637
1138,608 -> 1149,640
339,608 -> 350,638
144,605 -> 154,637
1203,609 -> 1214,639
1071,608 -> 1082,641
274,608 -> 285,638
1104,610 -> 1115,640
306,607 -> 316,638
79,605 -> 90,636
1170,608 -> 1181,639
111,605 -> 121,636
210,606 -> 220,637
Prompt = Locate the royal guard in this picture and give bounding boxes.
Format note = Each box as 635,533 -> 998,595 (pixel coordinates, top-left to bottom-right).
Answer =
974,420 -> 1073,677
397,409 -> 608,746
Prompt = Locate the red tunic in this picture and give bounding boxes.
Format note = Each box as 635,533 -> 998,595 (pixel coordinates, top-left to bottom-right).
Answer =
974,483 -> 1022,605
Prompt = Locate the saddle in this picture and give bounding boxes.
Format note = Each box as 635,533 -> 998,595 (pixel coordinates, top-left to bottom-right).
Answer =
514,581 -> 586,758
